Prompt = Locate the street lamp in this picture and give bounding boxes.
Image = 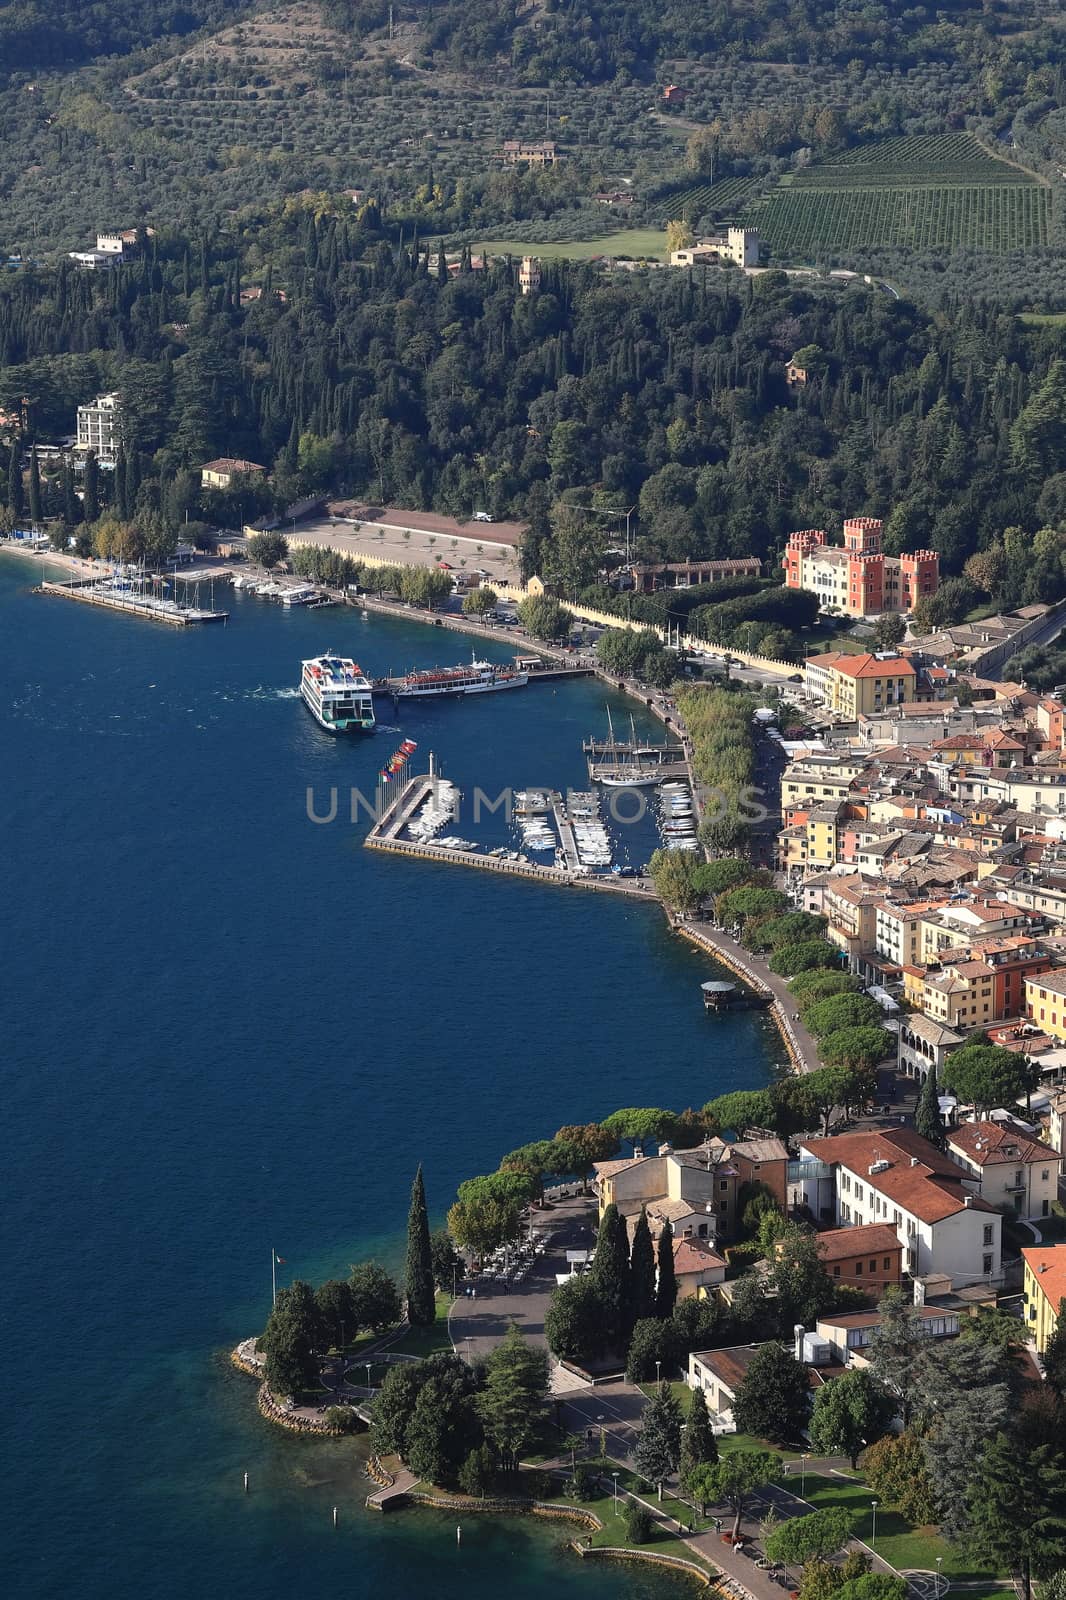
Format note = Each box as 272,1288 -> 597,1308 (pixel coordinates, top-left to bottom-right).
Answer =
935,1558 -> 943,1599
365,1362 -> 372,1392
801,1452 -> 810,1496
870,1500 -> 878,1549
655,1359 -> 662,1388
612,1472 -> 619,1505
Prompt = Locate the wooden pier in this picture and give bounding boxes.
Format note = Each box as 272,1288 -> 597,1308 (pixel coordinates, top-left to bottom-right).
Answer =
550,791 -> 581,871
583,732 -> 687,784
701,979 -> 772,1013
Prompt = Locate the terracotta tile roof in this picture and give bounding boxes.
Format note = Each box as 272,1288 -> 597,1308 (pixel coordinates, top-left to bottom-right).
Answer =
673,1237 -> 727,1276
806,652 -> 847,670
1027,970 -> 1066,998
816,1224 -> 903,1262
834,654 -> 917,681
593,1157 -> 646,1178
201,456 -> 265,473
803,1126 -> 997,1223
1023,1246 -> 1066,1315
647,1198 -> 700,1223
948,1121 -> 1059,1168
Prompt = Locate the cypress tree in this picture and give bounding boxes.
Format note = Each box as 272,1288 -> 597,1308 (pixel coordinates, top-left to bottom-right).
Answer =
83,451 -> 100,524
592,1203 -> 631,1348
62,455 -> 79,524
914,1067 -> 945,1149
630,1208 -> 657,1324
656,1219 -> 677,1319
27,445 -> 41,524
679,1383 -> 718,1481
7,438 -> 23,518
405,1165 -> 435,1327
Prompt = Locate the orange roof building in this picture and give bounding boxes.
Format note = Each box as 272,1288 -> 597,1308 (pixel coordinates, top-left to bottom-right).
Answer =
796,1126 -> 1003,1288
1023,1245 -> 1066,1353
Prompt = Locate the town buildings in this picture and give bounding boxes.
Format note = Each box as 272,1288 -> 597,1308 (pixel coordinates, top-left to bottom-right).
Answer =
794,1125 -> 1003,1288
75,392 -> 122,465
803,653 -> 917,718
594,1136 -> 789,1244
201,458 -> 266,490
809,1223 -> 904,1296
783,517 -> 939,618
1023,1246 -> 1066,1352
624,557 -> 761,593
946,1121 -> 1060,1220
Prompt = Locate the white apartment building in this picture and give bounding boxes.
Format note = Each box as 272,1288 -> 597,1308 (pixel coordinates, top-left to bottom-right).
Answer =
796,1125 -> 1002,1287
75,393 -> 122,465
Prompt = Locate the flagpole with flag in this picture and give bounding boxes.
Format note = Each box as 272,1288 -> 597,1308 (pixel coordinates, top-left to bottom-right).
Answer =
272,1247 -> 276,1306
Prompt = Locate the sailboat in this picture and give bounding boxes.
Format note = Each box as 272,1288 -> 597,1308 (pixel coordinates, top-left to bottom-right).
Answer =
599,707 -> 661,787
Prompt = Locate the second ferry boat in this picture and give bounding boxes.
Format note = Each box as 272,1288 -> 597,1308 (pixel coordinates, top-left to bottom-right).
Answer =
394,656 -> 528,699
300,654 -> 376,732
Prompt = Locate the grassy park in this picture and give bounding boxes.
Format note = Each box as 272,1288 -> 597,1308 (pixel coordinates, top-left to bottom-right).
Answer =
475,230 -> 669,261
800,1474 -> 1000,1581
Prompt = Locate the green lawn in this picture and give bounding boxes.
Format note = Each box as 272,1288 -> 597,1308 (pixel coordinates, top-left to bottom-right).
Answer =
551,1466 -> 715,1555
720,1431 -> 794,1459
475,230 -> 668,261
638,1379 -> 691,1407
384,1292 -> 454,1359
1020,311 -> 1066,327
800,1475 -> 1000,1580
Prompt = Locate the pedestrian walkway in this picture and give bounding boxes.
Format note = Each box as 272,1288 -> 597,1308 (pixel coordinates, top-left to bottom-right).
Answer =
681,916 -> 823,1073
449,1193 -> 598,1361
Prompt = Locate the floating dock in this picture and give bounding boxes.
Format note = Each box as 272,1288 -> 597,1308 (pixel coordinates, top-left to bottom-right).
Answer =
37,577 -> 227,626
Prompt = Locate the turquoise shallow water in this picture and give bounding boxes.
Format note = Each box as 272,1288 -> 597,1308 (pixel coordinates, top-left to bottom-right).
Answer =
1,560 -> 779,1600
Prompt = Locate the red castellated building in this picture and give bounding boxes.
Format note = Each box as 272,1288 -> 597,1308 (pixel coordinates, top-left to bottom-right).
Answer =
782,517 -> 938,619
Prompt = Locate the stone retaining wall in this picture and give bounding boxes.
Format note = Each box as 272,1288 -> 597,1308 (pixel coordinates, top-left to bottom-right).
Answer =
407,1489 -> 599,1530
571,1542 -> 716,1590
257,1383 -> 347,1435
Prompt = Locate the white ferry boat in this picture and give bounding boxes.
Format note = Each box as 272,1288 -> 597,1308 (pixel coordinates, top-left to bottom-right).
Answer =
300,655 -> 376,733
395,657 -> 528,699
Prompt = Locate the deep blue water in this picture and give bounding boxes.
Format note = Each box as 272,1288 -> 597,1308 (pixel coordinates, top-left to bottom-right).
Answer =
1,559 -> 779,1600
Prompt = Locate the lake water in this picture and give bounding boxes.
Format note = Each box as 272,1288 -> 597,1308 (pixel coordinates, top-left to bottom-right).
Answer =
1,559 -> 780,1600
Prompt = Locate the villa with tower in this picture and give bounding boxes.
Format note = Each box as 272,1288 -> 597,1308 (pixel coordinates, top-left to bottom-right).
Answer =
782,517 -> 939,618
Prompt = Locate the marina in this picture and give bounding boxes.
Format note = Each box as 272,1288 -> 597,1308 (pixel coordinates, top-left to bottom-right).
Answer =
365,768 -> 657,894
37,572 -> 228,626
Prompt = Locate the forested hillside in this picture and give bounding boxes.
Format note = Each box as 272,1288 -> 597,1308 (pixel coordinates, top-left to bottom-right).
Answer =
0,1 -> 248,75
4,207 -> 1066,648
323,0 -> 1059,86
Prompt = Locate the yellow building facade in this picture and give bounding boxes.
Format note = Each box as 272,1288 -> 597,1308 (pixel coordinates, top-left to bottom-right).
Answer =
1023,1246 -> 1066,1353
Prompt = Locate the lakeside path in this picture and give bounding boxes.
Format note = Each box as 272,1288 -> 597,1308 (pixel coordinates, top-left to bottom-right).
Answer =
677,918 -> 821,1075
